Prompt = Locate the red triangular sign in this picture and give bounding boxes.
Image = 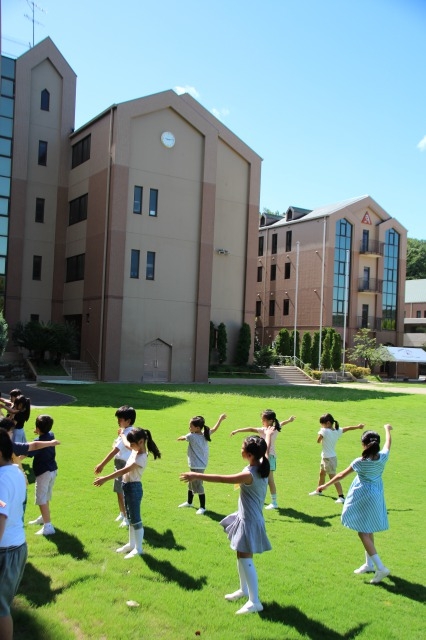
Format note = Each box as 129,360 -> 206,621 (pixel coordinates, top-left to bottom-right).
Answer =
361,212 -> 372,225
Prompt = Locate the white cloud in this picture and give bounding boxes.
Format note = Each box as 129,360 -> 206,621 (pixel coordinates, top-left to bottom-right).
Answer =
211,107 -> 230,121
417,135 -> 426,151
174,85 -> 200,99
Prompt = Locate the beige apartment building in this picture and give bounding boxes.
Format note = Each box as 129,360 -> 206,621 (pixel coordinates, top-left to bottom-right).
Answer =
404,279 -> 426,348
1,38 -> 261,382
257,196 -> 407,354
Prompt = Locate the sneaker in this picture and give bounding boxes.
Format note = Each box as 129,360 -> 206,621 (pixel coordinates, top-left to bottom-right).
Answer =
335,497 -> 345,504
119,519 -> 129,528
235,600 -> 263,615
309,491 -> 323,496
124,548 -> 143,559
225,589 -> 248,601
196,508 -> 206,515
370,568 -> 390,584
265,503 -> 277,510
178,501 -> 193,508
28,515 -> 44,525
116,543 -> 133,553
115,513 -> 124,522
35,523 -> 55,536
354,563 -> 375,574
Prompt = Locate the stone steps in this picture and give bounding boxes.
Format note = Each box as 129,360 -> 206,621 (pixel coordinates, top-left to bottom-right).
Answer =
267,365 -> 317,385
62,359 -> 97,382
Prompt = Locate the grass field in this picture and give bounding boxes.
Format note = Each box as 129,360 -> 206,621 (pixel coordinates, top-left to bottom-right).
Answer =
12,383 -> 425,640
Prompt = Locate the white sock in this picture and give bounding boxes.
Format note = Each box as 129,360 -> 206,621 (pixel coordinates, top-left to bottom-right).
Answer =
270,493 -> 277,506
365,551 -> 374,568
129,526 -> 135,549
133,526 -> 144,554
237,559 -> 248,595
239,557 -> 260,604
371,553 -> 384,570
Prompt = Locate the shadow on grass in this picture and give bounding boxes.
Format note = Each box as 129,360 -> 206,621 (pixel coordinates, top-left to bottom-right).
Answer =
204,509 -> 228,523
277,507 -> 340,528
144,526 -> 185,550
142,553 -> 207,590
376,575 -> 426,602
42,527 -> 89,559
260,602 -> 368,639
19,561 -> 94,607
13,606 -> 74,640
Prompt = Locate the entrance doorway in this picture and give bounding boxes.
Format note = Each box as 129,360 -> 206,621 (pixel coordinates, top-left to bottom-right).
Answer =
143,339 -> 171,382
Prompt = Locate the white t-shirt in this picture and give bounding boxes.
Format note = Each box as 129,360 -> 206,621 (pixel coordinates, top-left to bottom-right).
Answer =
122,450 -> 147,483
318,428 -> 343,458
256,427 -> 278,456
0,463 -> 27,548
114,426 -> 134,462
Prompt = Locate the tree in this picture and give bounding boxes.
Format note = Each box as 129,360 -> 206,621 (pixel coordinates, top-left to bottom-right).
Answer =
406,238 -> 426,280
330,332 -> 342,371
311,331 -> 320,369
346,328 -> 388,369
301,331 -> 312,365
320,332 -> 332,370
0,312 -> 8,357
253,345 -> 275,369
235,323 -> 251,366
217,323 -> 227,364
12,320 -> 78,364
275,328 -> 290,357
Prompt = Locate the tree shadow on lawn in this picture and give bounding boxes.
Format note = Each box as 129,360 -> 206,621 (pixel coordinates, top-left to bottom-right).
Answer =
42,527 -> 89,559
277,507 -> 340,528
260,602 -> 368,639
141,553 -> 207,590
13,607 -> 73,640
64,386 -> 188,410
19,561 -> 94,607
374,575 -> 426,603
144,526 -> 186,550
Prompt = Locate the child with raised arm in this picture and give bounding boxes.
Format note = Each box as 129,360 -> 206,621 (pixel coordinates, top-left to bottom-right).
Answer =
177,413 -> 226,515
94,428 -> 161,558
230,409 -> 296,509
317,424 -> 393,584
9,395 -> 31,444
180,429 -> 273,614
308,413 -> 364,503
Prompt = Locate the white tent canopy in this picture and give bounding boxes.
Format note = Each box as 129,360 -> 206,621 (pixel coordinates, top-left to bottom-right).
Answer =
381,347 -> 426,363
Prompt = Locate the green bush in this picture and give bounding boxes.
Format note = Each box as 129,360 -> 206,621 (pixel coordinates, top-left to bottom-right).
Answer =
342,363 -> 371,378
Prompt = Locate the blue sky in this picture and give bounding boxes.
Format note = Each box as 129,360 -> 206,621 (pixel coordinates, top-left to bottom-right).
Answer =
2,0 -> 425,239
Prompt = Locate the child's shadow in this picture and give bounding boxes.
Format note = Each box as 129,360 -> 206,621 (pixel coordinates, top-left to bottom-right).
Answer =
276,507 -> 340,528
260,602 -> 367,639
204,510 -> 227,523
144,526 -> 185,551
141,553 -> 207,591
43,527 -> 88,559
19,561 -> 94,606
373,575 -> 426,603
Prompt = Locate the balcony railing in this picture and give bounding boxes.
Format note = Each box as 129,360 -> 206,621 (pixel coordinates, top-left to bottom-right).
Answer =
358,277 -> 383,293
356,316 -> 383,330
359,239 -> 384,255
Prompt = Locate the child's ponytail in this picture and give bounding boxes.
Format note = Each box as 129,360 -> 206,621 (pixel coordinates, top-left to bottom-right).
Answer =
320,413 -> 339,430
191,416 -> 211,441
262,409 -> 281,432
145,429 -> 162,460
244,436 -> 270,478
361,430 -> 380,459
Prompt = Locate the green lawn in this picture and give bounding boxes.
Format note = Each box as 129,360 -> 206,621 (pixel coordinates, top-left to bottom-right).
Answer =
13,383 -> 425,640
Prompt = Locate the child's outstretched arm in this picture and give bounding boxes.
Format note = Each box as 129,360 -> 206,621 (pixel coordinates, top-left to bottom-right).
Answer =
94,447 -> 119,474
317,464 -> 354,492
26,439 -> 61,451
230,427 -> 259,437
341,423 -> 365,433
177,435 -> 187,441
383,423 -> 393,451
93,461 -> 139,487
280,416 -> 296,427
180,469 -> 252,486
210,413 -> 227,435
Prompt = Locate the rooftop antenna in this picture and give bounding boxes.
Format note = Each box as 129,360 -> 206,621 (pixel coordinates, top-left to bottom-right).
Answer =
24,1 -> 46,48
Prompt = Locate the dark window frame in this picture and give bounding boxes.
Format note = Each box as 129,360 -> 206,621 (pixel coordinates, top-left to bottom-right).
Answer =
149,188 -> 158,217
269,299 -> 275,316
271,233 -> 278,254
257,266 -> 262,282
69,193 -> 88,225
40,89 -> 50,111
38,140 -> 48,166
130,249 -> 140,278
32,255 -> 42,280
284,262 -> 291,279
71,134 -> 91,169
270,264 -> 277,281
258,236 -> 264,257
146,251 -> 156,280
35,197 -> 45,223
66,253 -> 85,282
283,299 -> 290,316
285,230 -> 292,252
133,186 -> 143,214
255,300 -> 261,317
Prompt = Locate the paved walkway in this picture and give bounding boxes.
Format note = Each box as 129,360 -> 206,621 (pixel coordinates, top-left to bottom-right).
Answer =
0,381 -> 75,407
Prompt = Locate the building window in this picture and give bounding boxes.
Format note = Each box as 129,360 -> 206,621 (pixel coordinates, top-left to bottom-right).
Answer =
270,264 -> 276,281
35,197 -> 45,223
283,299 -> 289,315
255,300 -> 261,317
66,254 -> 85,282
382,229 -> 399,330
133,186 -> 143,214
285,230 -> 292,252
257,266 -> 262,282
332,218 -> 352,326
40,89 -> 50,111
416,310 -> 421,318
271,233 -> 277,254
284,262 -> 291,279
30,314 -> 39,323
258,236 -> 264,257
71,134 -> 91,168
146,251 -> 156,280
32,255 -> 42,280
149,189 -> 158,216
69,193 -> 88,225
362,229 -> 369,252
38,140 -> 48,166
130,249 -> 140,278
269,299 -> 275,316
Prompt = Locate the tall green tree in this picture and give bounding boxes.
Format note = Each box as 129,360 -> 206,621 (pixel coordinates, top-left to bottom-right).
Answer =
311,331 -> 320,369
217,323 -> 227,364
330,332 -> 342,371
235,323 -> 251,366
346,328 -> 388,369
301,331 -> 312,365
320,332 -> 332,370
406,238 -> 426,280
275,328 -> 291,357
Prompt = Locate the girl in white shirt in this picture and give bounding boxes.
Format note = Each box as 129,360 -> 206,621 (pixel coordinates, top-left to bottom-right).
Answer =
94,428 -> 161,558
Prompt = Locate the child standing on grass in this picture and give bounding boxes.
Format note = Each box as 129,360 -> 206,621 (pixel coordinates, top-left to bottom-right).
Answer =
8,395 -> 31,444
317,424 -> 393,584
230,410 -> 296,509
177,413 -> 227,515
94,428 -> 161,559
94,406 -> 137,528
180,430 -> 272,615
309,413 -> 364,503
25,415 -> 57,536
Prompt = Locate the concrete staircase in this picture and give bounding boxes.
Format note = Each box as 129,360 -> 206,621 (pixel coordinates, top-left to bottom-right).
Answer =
266,365 -> 317,385
62,359 -> 97,382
